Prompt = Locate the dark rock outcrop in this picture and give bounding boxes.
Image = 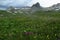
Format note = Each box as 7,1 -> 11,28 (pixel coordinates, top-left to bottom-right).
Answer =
31,2 -> 42,12
32,2 -> 41,8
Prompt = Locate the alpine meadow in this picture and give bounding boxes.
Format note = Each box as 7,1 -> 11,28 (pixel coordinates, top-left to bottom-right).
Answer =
0,1 -> 60,40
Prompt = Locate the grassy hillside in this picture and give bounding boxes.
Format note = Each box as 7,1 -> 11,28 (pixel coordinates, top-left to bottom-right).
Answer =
0,10 -> 60,40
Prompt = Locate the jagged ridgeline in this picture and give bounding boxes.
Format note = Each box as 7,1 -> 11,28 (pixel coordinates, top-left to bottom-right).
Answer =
6,2 -> 43,13
3,2 -> 60,14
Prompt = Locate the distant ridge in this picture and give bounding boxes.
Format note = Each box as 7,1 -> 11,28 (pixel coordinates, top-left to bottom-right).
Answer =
51,3 -> 60,10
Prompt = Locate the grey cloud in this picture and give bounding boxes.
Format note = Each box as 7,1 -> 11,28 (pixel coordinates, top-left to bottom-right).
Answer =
0,0 -> 32,7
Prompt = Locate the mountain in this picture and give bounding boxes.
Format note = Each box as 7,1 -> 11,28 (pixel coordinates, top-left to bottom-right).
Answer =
0,5 -> 31,10
42,3 -> 60,11
45,3 -> 60,11
51,3 -> 60,10
32,2 -> 40,8
31,2 -> 42,9
31,2 -> 43,12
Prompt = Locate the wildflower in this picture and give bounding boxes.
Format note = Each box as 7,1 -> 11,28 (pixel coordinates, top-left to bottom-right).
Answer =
24,32 -> 33,35
47,35 -> 49,38
34,36 -> 37,38
47,35 -> 50,39
55,34 -> 57,36
24,30 -> 27,32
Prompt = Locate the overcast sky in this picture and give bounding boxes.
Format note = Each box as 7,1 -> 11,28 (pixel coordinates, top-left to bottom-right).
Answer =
0,0 -> 60,7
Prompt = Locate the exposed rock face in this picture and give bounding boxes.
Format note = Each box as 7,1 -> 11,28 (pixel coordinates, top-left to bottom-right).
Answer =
44,3 -> 60,11
32,2 -> 41,8
52,3 -> 60,7
51,3 -> 60,10
31,2 -> 42,12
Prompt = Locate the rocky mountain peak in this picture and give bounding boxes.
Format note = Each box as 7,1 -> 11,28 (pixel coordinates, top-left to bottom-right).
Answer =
31,2 -> 41,8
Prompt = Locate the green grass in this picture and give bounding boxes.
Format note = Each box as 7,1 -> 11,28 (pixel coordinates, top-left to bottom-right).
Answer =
0,10 -> 60,40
